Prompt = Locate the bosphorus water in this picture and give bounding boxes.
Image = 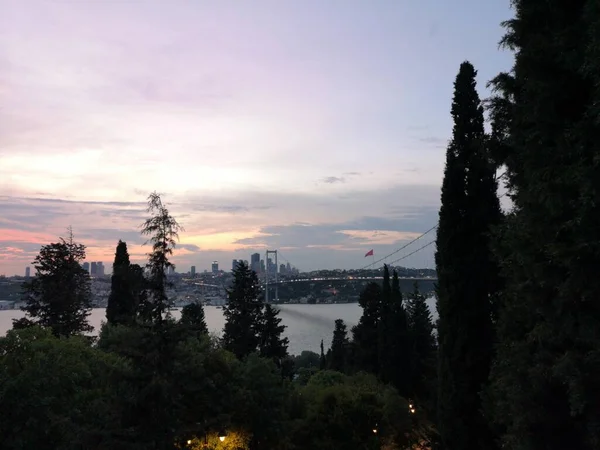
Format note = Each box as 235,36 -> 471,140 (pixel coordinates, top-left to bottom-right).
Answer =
0,300 -> 437,355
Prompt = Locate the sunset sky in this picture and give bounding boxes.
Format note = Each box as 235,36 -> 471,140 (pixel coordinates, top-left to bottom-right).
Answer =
0,1 -> 513,276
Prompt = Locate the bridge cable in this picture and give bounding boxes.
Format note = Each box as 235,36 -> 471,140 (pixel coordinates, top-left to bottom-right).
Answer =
361,171 -> 509,270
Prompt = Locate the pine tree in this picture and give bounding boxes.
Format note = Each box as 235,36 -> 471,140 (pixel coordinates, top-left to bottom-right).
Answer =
387,269 -> 411,397
106,240 -> 137,325
328,319 -> 349,373
319,339 -> 326,370
485,3 -> 600,449
435,61 -> 500,450
179,302 -> 208,336
406,282 -> 436,412
351,281 -> 381,374
17,229 -> 92,337
140,192 -> 182,325
377,265 -> 392,383
222,261 -> 264,359
259,304 -> 289,367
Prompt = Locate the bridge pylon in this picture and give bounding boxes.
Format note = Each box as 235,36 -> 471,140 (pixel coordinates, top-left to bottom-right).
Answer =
265,249 -> 278,303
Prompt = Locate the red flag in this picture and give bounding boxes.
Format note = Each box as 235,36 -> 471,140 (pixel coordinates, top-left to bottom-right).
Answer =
364,249 -> 374,257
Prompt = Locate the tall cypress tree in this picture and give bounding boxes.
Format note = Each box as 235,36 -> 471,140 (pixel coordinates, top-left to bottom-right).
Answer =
377,265 -> 392,383
328,319 -> 349,373
351,281 -> 381,374
485,3 -> 600,449
387,269 -> 411,397
435,61 -> 500,450
106,240 -> 136,325
406,282 -> 436,413
222,261 -> 264,359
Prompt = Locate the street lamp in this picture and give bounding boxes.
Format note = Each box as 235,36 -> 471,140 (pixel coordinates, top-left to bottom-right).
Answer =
218,430 -> 227,442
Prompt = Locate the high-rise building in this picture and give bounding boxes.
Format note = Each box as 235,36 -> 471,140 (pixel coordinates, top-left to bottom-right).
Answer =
191,266 -> 196,277
279,263 -> 286,275
286,262 -> 291,273
260,259 -> 265,273
97,262 -> 105,277
232,259 -> 239,271
90,261 -> 97,276
82,262 -> 90,273
168,266 -> 175,276
211,261 -> 219,274
251,253 -> 260,273
25,267 -> 30,278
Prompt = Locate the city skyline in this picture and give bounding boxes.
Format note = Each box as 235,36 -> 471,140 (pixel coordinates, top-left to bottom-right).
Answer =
0,1 -> 513,276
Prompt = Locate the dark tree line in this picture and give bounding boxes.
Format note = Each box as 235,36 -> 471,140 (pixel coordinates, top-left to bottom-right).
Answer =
324,266 -> 436,409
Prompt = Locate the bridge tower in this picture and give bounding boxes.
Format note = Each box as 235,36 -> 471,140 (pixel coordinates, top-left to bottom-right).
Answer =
265,249 -> 278,303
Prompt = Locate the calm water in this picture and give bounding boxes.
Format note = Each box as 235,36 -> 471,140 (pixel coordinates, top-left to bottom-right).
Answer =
0,300 -> 437,355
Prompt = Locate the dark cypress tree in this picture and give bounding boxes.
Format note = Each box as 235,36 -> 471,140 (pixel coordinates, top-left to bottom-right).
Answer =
17,229 -> 92,337
435,61 -> 500,450
259,304 -> 289,367
222,261 -> 264,359
406,282 -> 436,413
328,319 -> 349,373
387,269 -> 411,397
106,240 -> 136,325
140,192 -> 182,325
179,301 -> 208,336
377,265 -> 392,383
319,339 -> 326,370
485,3 -> 600,449
351,281 -> 381,374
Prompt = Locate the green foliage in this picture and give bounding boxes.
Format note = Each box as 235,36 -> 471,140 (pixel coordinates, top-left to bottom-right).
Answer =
222,261 -> 264,359
289,371 -> 412,450
259,303 -> 289,366
106,240 -> 138,326
0,327 -> 132,449
485,2 -> 600,449
140,192 -> 183,324
435,61 -> 500,450
328,319 -> 349,373
352,281 -> 381,375
180,301 -> 208,336
294,350 -> 321,370
17,231 -> 92,337
230,353 -> 289,449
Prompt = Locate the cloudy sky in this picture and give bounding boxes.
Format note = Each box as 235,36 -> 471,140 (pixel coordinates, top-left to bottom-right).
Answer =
0,1 -> 513,276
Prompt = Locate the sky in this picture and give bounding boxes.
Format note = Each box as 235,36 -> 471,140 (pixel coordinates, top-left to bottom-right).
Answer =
0,0 -> 514,276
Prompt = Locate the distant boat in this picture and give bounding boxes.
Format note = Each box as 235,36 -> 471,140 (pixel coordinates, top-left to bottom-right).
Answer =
216,306 -> 222,309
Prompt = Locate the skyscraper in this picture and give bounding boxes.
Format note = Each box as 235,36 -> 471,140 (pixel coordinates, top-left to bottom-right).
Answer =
25,267 -> 30,278
232,259 -> 239,271
251,253 -> 260,273
211,261 -> 219,274
191,265 -> 196,277
91,262 -> 97,276
82,262 -> 90,273
97,262 -> 105,277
